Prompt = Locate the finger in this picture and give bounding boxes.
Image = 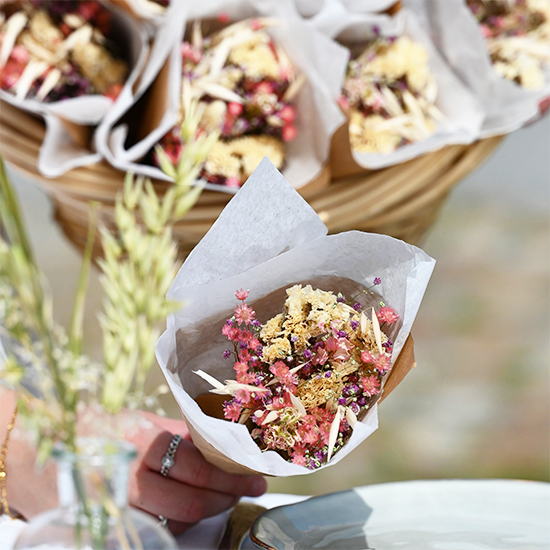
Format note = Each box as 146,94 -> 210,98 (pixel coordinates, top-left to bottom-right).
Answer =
131,468 -> 240,525
166,519 -> 192,537
143,432 -> 267,497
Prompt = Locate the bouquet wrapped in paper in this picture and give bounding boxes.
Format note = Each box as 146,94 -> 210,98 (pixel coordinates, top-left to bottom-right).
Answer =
422,0 -> 550,136
0,0 -> 148,176
156,158 -> 435,476
311,7 -> 484,171
102,0 -> 348,194
467,0 -> 550,90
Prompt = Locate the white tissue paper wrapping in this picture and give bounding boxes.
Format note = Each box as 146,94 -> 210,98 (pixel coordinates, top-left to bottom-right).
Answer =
297,0 -> 400,20
115,0 -> 170,27
417,0 -> 550,137
94,2 -> 187,169
310,8 -> 485,170
155,158 -> 435,477
103,0 -> 349,194
0,2 -> 149,178
342,0 -> 399,12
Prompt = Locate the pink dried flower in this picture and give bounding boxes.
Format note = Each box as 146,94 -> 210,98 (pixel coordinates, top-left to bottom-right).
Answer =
235,288 -> 250,301
311,347 -> 329,366
377,307 -> 399,324
226,177 -> 241,188
234,361 -> 249,375
360,375 -> 380,397
10,45 -> 28,64
279,105 -> 296,123
337,95 -> 350,110
222,324 -> 240,340
250,18 -> 263,31
291,451 -> 307,467
480,24 -> 492,38
235,303 -> 255,325
235,388 -> 253,402
374,354 -> 391,373
224,401 -> 242,422
282,124 -> 298,142
361,350 -> 375,364
228,102 -> 243,116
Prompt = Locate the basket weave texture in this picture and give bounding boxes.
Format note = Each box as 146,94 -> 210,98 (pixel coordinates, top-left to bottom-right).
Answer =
0,99 -> 503,257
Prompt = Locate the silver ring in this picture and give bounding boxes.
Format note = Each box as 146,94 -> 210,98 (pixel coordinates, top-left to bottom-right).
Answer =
160,434 -> 181,477
158,515 -> 168,528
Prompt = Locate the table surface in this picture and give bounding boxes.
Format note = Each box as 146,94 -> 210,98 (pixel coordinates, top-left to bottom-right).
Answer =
1,479 -> 548,550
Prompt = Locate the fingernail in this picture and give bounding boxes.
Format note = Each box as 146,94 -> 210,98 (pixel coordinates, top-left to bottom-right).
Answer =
248,476 -> 268,496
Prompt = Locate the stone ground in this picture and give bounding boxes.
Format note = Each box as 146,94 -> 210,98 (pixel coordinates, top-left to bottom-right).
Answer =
7,115 -> 549,497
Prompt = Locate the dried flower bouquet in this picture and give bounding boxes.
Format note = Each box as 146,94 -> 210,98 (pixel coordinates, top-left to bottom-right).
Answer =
195,282 -> 400,469
155,16 -> 303,188
156,158 -> 435,476
466,0 -> 550,90
340,31 -> 446,154
0,0 -> 128,103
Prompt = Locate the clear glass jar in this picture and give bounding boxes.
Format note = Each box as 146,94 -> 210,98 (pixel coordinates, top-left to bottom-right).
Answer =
14,438 -> 177,549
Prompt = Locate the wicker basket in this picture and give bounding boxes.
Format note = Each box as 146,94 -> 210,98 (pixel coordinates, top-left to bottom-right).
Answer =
0,99 -> 503,257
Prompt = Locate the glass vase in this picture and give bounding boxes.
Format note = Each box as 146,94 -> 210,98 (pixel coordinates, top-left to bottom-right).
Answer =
14,438 -> 177,550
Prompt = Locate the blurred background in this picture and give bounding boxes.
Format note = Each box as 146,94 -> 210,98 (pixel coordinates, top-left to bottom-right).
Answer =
6,111 -> 549,496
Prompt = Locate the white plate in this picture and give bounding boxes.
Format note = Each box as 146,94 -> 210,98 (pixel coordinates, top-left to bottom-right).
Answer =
249,479 -> 550,550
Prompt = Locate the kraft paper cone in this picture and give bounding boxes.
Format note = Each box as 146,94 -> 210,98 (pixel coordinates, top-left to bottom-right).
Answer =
156,159 -> 435,477
329,122 -> 368,180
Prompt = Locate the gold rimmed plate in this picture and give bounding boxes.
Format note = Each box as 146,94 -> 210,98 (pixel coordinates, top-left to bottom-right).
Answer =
246,479 -> 550,550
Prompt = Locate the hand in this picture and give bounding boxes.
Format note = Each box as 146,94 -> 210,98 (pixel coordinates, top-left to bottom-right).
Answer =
126,411 -> 268,535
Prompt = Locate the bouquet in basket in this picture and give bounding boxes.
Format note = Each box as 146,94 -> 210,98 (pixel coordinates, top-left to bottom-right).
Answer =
0,0 -> 128,102
195,281 -> 400,469
155,16 -> 302,189
340,31 -> 446,154
466,0 -> 550,90
323,8 -> 483,170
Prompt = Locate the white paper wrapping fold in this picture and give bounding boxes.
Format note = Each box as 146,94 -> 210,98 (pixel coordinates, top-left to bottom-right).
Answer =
103,0 -> 348,193
311,8 -> 485,169
155,158 -> 435,476
94,2 -> 187,173
418,0 -> 550,137
0,3 -> 149,178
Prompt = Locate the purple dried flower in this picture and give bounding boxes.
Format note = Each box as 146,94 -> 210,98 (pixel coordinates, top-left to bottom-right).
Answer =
303,349 -> 312,359
350,402 -> 360,414
324,371 -> 332,378
337,330 -> 348,338
357,396 -> 366,406
338,397 -> 347,406
252,319 -> 262,327
240,342 -> 248,349
337,295 -> 345,303
353,303 -> 362,311
373,277 -> 381,286
223,349 -> 231,359
350,320 -> 359,331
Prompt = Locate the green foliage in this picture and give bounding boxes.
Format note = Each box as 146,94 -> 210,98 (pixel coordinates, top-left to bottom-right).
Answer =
0,99 -> 216,451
